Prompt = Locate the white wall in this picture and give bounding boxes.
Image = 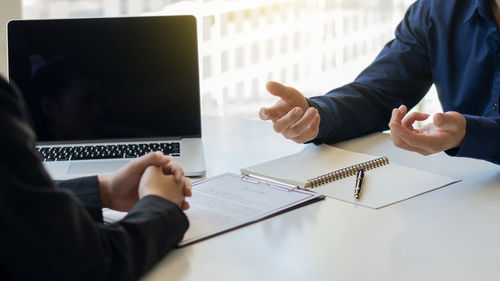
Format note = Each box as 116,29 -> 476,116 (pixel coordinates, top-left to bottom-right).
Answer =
0,0 -> 22,77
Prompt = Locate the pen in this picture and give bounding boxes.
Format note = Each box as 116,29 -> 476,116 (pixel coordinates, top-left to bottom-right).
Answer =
354,169 -> 364,199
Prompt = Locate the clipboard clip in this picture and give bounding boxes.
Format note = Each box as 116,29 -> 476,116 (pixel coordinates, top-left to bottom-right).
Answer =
240,174 -> 299,192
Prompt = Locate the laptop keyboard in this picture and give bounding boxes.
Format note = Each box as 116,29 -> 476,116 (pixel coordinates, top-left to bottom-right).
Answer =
37,142 -> 180,161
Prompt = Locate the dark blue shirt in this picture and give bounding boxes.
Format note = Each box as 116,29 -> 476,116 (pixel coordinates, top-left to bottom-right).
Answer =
309,0 -> 500,164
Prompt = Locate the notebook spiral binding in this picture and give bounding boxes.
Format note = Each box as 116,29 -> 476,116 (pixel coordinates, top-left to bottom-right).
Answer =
306,156 -> 389,188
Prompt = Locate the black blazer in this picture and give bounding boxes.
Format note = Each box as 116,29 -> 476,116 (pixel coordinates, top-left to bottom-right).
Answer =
0,76 -> 189,280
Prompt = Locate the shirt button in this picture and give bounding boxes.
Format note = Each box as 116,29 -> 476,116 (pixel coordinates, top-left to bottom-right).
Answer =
494,103 -> 498,110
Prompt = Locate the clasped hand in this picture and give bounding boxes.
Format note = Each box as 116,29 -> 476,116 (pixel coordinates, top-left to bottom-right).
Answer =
388,105 -> 466,155
98,152 -> 192,212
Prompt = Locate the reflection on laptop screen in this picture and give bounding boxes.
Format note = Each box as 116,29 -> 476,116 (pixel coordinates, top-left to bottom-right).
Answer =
8,16 -> 201,142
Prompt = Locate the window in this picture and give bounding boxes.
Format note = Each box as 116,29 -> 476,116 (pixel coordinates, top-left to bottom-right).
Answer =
235,47 -> 245,69
203,56 -> 212,79
22,0 -> 438,120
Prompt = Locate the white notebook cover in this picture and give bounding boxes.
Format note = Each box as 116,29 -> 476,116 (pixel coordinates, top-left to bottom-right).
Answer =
241,145 -> 460,209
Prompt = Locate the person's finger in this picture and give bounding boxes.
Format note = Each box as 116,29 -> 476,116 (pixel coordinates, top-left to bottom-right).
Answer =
389,123 -> 432,155
433,112 -> 462,131
163,161 -> 184,182
128,152 -> 170,173
291,110 -> 321,143
388,122 -> 411,149
259,99 -> 290,121
398,104 -> 408,116
181,200 -> 190,211
389,121 -> 422,151
143,165 -> 163,178
259,107 -> 271,120
273,107 -> 303,133
390,123 -> 438,154
183,178 -> 192,197
266,81 -> 302,102
283,107 -> 318,139
389,108 -> 404,126
401,112 -> 430,130
260,81 -> 307,121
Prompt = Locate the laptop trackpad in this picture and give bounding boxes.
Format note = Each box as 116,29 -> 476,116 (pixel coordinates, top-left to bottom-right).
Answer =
68,160 -> 131,175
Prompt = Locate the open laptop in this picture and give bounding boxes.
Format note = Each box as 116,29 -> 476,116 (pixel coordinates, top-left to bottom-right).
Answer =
7,16 -> 206,179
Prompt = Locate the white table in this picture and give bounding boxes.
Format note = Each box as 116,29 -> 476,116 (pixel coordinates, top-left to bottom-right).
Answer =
143,116 -> 500,281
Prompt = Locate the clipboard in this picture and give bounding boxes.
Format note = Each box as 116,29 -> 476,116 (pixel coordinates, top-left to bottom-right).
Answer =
180,173 -> 324,246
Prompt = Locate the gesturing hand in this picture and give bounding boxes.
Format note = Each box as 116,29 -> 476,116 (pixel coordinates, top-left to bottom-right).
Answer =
259,81 -> 320,143
98,152 -> 185,212
388,105 -> 466,155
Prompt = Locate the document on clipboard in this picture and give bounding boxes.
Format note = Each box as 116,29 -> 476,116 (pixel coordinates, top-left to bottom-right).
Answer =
180,173 -> 324,247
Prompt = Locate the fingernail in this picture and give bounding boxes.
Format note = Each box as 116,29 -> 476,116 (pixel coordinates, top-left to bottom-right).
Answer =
260,108 -> 268,119
398,105 -> 405,111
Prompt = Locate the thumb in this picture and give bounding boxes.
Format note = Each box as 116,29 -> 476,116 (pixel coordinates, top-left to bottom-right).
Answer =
433,112 -> 463,131
266,81 -> 302,103
259,107 -> 271,120
261,81 -> 307,121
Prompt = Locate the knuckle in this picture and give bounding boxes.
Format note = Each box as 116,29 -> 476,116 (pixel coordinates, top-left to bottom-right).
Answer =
273,121 -> 284,133
282,131 -> 293,140
393,139 -> 404,148
286,127 -> 299,138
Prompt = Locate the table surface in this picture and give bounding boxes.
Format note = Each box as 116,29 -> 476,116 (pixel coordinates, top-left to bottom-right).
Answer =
143,116 -> 500,281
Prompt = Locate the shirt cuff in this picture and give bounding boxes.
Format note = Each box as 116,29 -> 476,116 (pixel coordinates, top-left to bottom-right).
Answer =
306,97 -> 338,144
445,114 -> 500,164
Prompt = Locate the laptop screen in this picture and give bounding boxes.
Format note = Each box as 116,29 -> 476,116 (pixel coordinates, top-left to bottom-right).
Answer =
7,16 -> 201,142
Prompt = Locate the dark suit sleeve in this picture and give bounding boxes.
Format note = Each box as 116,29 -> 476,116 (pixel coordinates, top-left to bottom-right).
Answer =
56,176 -> 104,222
0,77 -> 189,281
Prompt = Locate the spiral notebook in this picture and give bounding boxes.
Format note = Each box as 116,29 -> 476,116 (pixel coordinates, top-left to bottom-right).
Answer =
241,144 -> 460,209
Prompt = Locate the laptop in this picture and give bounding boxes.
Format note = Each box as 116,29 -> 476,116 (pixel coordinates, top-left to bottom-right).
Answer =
7,16 -> 206,179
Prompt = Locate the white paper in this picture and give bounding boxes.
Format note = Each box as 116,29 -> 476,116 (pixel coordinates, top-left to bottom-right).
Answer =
181,173 -> 320,245
310,162 -> 459,209
241,145 -> 459,209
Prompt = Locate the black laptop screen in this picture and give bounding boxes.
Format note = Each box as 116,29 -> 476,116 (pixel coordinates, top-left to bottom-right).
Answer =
8,16 -> 201,142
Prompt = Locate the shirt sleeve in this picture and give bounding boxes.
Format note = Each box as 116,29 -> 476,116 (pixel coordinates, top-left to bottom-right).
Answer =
445,115 -> 500,165
0,76 -> 189,281
308,0 -> 433,144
